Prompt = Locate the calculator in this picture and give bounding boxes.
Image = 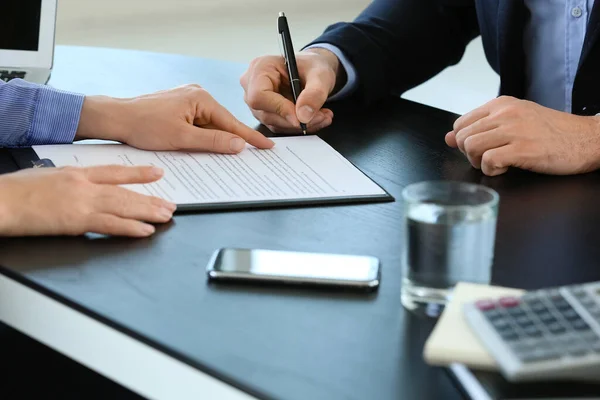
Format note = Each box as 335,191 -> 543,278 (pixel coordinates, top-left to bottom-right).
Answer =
463,282 -> 600,382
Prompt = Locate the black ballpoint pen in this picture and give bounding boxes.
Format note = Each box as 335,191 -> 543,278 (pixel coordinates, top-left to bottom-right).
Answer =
278,12 -> 308,135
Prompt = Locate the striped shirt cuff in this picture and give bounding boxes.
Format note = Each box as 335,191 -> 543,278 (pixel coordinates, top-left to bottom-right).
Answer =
28,84 -> 85,145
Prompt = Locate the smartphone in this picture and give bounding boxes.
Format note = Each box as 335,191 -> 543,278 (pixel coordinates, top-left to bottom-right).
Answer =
206,248 -> 381,290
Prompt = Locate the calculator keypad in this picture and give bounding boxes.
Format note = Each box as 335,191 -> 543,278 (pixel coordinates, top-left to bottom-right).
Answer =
570,288 -> 600,320
477,289 -> 600,364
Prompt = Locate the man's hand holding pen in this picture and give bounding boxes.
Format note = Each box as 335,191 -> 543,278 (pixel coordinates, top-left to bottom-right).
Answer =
241,49 -> 339,134
240,14 -> 342,135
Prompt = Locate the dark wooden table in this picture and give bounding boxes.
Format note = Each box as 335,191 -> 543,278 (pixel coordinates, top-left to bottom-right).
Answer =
2,46 -> 600,400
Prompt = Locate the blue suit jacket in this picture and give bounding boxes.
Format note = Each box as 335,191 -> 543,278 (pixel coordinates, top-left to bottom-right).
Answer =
309,0 -> 600,116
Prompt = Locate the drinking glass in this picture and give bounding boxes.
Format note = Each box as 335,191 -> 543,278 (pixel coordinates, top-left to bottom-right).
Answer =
401,181 -> 499,317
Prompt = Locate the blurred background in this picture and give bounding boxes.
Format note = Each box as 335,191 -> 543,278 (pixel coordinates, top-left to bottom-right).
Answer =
55,0 -> 500,115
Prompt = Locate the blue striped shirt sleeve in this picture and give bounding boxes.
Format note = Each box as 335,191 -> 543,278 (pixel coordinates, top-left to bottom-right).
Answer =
0,79 -> 84,147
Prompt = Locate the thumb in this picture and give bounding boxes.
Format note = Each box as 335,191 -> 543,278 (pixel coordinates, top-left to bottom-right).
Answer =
296,69 -> 334,124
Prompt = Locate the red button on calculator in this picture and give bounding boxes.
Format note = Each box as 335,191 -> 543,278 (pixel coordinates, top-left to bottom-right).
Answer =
475,299 -> 496,311
499,296 -> 520,308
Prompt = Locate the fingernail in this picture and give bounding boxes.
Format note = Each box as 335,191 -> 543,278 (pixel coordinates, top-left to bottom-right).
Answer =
286,114 -> 299,126
298,106 -> 315,123
151,167 -> 164,177
164,201 -> 177,211
142,224 -> 156,235
230,138 -> 246,152
159,208 -> 173,220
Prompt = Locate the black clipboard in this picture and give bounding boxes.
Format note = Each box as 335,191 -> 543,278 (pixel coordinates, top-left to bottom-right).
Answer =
7,147 -> 395,213
9,147 -> 42,170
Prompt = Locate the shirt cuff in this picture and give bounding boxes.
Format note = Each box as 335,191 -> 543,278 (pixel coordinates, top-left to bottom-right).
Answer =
304,43 -> 358,102
27,83 -> 85,145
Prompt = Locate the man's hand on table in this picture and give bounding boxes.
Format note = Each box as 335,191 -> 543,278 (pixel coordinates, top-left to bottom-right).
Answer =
240,48 -> 341,134
446,96 -> 600,176
75,84 -> 275,153
0,165 -> 176,237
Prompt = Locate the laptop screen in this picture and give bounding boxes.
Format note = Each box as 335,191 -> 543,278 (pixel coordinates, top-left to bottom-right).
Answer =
0,0 -> 43,51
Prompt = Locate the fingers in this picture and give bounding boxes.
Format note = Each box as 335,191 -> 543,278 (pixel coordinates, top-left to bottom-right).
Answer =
453,105 -> 490,134
481,145 -> 515,176
449,96 -> 529,175
85,213 -> 157,237
463,129 -> 511,169
245,69 -> 298,123
88,179 -> 178,237
201,95 -> 274,149
96,186 -> 176,223
454,117 -> 500,152
445,131 -> 458,148
453,96 -> 520,135
253,108 -> 333,133
242,54 -> 336,132
296,68 -> 336,123
264,120 -> 332,134
81,165 -> 164,185
177,125 -> 256,153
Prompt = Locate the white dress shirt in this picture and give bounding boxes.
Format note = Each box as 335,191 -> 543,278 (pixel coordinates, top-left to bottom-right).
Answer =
310,0 -> 597,113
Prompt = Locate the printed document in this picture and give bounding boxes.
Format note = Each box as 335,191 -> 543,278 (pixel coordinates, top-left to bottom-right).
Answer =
33,136 -> 388,207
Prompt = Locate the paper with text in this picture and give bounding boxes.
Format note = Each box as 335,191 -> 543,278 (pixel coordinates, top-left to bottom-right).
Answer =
33,136 -> 387,206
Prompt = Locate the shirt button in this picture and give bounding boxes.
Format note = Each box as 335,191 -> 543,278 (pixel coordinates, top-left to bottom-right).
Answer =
572,7 -> 583,18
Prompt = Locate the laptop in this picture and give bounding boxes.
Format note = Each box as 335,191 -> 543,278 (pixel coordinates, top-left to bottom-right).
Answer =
0,0 -> 57,84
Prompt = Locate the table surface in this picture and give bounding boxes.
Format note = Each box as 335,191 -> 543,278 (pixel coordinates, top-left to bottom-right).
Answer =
3,46 -> 600,400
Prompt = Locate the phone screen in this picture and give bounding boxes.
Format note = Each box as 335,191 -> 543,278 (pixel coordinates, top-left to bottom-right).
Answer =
209,248 -> 380,283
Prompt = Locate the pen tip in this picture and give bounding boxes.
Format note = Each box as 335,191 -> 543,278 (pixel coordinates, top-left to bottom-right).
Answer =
279,11 -> 285,17
303,129 -> 307,135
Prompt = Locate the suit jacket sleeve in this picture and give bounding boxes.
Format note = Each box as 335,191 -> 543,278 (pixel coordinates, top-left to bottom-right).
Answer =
306,0 -> 480,105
